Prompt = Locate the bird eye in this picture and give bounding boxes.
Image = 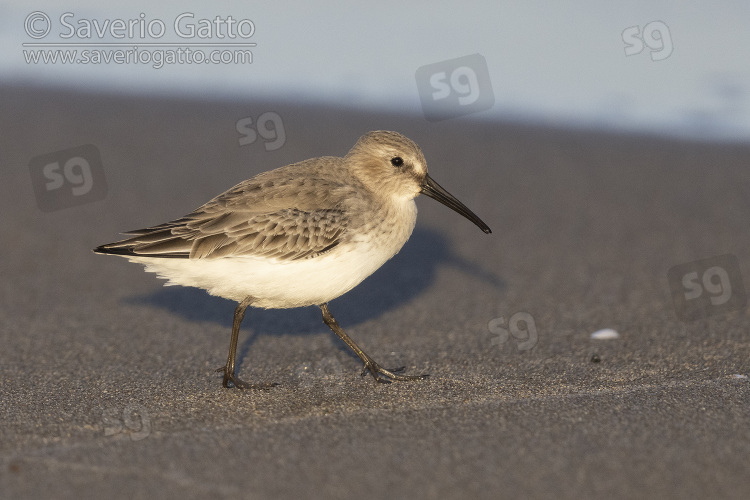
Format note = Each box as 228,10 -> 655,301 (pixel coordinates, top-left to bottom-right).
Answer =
390,157 -> 404,167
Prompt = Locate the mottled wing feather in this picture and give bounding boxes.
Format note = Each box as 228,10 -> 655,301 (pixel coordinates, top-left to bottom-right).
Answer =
105,207 -> 347,261
191,208 -> 346,260
96,160 -> 361,260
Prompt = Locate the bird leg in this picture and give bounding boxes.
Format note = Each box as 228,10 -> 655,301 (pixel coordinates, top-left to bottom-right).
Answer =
216,296 -> 277,390
319,303 -> 428,383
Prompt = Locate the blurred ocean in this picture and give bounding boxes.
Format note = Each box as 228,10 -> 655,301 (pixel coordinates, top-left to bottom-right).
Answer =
2,0 -> 749,141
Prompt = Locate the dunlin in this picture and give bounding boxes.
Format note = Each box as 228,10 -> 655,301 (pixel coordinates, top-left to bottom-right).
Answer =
95,131 -> 491,389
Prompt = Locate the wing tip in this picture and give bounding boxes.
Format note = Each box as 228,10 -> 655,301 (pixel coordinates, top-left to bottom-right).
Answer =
93,244 -> 135,256
93,243 -> 190,259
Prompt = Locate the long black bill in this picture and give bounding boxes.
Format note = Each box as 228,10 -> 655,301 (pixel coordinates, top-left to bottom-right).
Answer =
421,174 -> 491,234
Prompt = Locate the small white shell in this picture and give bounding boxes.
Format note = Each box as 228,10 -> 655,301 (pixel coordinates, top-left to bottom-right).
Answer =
590,328 -> 620,340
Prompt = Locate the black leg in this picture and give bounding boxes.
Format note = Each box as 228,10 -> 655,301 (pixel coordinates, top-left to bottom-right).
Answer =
319,303 -> 428,383
216,296 -> 277,390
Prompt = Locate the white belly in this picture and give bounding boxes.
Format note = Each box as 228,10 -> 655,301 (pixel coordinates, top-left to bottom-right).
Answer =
126,200 -> 418,308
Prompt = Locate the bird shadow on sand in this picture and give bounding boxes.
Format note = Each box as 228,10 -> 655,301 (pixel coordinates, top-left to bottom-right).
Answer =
125,226 -> 504,370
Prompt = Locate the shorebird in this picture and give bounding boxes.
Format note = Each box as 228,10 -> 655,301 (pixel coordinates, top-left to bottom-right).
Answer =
95,131 -> 491,389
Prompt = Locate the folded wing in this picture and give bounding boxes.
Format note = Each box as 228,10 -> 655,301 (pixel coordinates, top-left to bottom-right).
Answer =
95,168 -> 352,261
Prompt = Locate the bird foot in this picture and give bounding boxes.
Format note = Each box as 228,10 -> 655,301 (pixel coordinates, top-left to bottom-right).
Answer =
215,366 -> 278,390
360,360 -> 429,383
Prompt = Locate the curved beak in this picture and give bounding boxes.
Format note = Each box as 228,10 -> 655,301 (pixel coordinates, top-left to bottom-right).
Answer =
421,174 -> 491,234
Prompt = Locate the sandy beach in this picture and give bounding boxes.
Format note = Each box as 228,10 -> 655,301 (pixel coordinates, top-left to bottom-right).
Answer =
1,84 -> 749,499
